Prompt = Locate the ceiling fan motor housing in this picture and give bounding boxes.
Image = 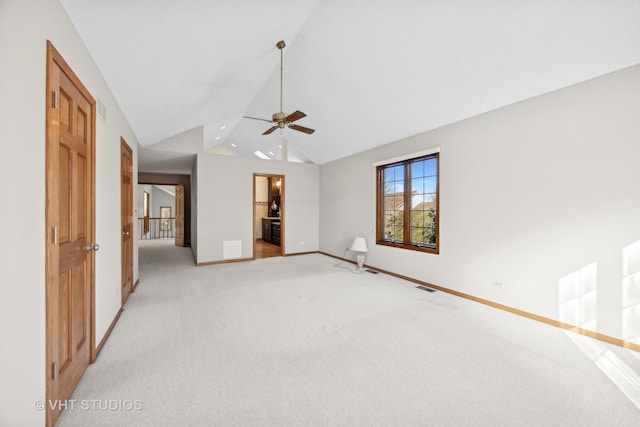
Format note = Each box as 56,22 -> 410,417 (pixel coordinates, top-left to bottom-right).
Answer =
273,112 -> 287,127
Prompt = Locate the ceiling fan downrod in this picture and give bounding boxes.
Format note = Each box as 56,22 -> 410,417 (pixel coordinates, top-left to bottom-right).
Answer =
277,40 -> 285,115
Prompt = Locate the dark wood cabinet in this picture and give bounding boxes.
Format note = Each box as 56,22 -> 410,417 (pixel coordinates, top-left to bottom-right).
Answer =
262,218 -> 281,246
262,218 -> 271,243
272,222 -> 281,246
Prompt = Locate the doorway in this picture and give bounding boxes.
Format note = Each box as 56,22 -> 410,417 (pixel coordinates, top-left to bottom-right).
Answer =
136,184 -> 179,241
138,173 -> 191,247
254,174 -> 284,259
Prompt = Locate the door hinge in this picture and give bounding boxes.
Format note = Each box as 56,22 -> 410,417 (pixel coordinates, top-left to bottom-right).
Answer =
51,91 -> 58,109
51,226 -> 58,245
51,362 -> 57,380
129,166 -> 133,173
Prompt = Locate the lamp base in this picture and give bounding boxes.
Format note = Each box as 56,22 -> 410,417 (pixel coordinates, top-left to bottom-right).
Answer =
356,252 -> 365,271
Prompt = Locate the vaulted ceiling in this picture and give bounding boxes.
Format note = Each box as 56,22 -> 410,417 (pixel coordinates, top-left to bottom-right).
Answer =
60,0 -> 640,170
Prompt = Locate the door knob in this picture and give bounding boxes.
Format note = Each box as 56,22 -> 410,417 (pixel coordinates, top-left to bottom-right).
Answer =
122,231 -> 130,236
86,243 -> 100,252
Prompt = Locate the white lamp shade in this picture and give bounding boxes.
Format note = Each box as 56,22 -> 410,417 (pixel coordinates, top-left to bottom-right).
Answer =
350,237 -> 368,253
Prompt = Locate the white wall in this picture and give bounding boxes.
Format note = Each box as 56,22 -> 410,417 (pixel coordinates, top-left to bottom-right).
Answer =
137,184 -> 177,220
190,161 -> 198,259
0,0 -> 139,424
196,154 -> 319,263
147,125 -> 204,153
137,184 -> 153,217
320,64 -> 640,343
256,176 -> 269,202
255,176 -> 269,239
151,186 -> 176,218
137,184 -> 153,238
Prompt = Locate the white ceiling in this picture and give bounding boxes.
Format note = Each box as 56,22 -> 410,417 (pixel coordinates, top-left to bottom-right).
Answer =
60,0 -> 640,168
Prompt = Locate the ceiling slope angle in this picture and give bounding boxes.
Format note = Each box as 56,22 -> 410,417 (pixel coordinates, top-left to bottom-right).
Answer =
137,150 -> 197,175
59,0 -> 321,150
61,0 -> 640,166
231,0 -> 640,165
137,125 -> 203,174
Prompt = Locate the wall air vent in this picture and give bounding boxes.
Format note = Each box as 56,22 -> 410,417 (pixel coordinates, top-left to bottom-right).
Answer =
97,98 -> 107,123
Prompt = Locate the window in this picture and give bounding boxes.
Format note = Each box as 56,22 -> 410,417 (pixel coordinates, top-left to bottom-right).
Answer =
376,153 -> 439,253
160,206 -> 172,231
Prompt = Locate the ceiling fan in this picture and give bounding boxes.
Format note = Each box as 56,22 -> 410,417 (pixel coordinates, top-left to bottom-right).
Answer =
243,40 -> 315,135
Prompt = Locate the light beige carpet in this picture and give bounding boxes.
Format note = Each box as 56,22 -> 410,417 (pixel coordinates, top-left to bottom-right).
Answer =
57,240 -> 640,426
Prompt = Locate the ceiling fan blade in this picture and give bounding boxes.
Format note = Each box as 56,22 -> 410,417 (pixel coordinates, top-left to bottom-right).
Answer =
243,115 -> 274,123
285,110 -> 306,123
288,124 -> 315,135
262,126 -> 279,135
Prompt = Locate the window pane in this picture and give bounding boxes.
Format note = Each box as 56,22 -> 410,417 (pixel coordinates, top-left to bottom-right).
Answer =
424,176 -> 437,194
383,166 -> 404,242
384,195 -> 404,212
411,210 -> 425,227
424,158 -> 437,176
411,160 -> 424,178
383,165 -> 404,196
384,210 -> 404,242
410,208 -> 437,246
411,177 -> 423,196
409,158 -> 437,247
383,195 -> 395,208
393,165 -> 403,182
384,167 -> 395,183
382,163 -> 405,243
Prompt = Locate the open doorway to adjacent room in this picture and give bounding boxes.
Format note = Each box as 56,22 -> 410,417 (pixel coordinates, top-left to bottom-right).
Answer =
136,183 -> 186,247
254,174 -> 284,259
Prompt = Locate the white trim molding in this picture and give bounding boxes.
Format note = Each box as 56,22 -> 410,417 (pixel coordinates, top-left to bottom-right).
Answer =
372,147 -> 441,167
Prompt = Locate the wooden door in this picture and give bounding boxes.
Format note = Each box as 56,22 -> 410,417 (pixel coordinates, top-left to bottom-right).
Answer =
143,191 -> 150,235
45,42 -> 95,427
120,139 -> 133,304
175,184 -> 185,247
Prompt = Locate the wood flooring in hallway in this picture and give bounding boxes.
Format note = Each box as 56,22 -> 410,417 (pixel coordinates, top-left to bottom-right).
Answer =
254,239 -> 281,258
